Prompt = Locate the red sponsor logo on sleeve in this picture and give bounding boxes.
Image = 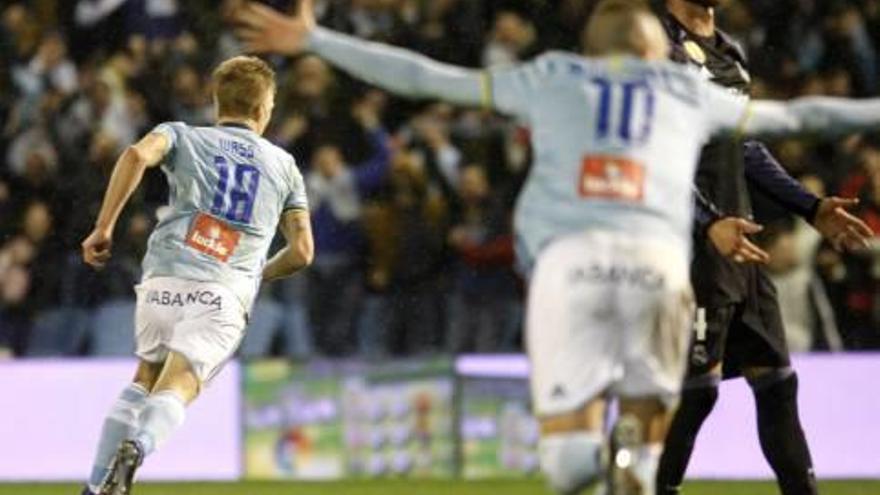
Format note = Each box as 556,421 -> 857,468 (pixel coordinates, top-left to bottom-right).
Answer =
185,212 -> 241,262
578,155 -> 645,202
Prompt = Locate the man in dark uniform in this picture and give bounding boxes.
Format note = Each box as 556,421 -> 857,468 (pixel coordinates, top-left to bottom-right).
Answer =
656,1 -> 876,494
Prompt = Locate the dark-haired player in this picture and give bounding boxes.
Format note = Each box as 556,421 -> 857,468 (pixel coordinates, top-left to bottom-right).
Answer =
656,1 -> 874,494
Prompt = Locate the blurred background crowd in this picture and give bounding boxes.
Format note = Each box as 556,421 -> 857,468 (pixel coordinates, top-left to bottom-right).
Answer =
1,0 -> 879,360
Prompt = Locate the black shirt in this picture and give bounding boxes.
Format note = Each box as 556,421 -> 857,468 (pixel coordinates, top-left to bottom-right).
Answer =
665,15 -> 754,305
667,17 -> 753,218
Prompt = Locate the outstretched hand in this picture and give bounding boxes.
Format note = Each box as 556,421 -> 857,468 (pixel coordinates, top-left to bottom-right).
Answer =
812,197 -> 873,251
235,0 -> 316,55
708,217 -> 771,264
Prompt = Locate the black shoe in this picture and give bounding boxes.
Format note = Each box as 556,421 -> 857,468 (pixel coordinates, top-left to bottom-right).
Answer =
102,440 -> 144,495
80,488 -> 97,495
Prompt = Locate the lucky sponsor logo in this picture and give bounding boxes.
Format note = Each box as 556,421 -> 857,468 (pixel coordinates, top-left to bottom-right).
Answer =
185,212 -> 241,262
190,226 -> 230,256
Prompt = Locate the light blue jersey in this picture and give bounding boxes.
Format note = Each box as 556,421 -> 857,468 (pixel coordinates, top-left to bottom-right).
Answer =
306,26 -> 880,275
489,53 -> 748,273
142,122 -> 308,310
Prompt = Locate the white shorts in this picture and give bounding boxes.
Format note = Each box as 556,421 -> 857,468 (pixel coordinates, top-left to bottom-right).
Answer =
134,277 -> 247,383
527,230 -> 693,417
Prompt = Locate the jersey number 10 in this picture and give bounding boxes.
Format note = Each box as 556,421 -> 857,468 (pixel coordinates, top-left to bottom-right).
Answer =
591,77 -> 655,145
211,156 -> 261,224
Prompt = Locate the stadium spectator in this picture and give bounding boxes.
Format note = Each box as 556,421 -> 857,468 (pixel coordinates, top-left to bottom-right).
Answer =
838,163 -> 880,347
446,165 -> 520,353
306,99 -> 391,356
368,150 -> 448,356
763,174 -> 845,353
482,9 -> 538,67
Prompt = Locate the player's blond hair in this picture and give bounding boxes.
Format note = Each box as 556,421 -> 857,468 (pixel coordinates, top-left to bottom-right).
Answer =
212,56 -> 276,119
583,0 -> 667,58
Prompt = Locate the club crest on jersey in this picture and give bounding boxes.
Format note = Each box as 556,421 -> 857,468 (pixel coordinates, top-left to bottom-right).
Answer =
691,343 -> 710,367
186,212 -> 241,262
683,40 -> 707,65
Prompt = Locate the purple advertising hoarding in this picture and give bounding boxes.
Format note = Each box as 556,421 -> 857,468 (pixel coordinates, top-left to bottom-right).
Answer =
689,353 -> 880,479
0,359 -> 241,481
458,353 -> 880,479
0,354 -> 878,481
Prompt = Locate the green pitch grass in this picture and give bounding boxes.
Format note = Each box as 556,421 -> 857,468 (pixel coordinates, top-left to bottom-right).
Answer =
1,480 -> 879,495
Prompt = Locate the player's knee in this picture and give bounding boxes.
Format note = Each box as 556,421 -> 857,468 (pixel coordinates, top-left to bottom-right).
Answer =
539,431 -> 603,495
681,378 -> 719,416
745,366 -> 794,389
153,351 -> 202,403
746,367 -> 797,402
133,360 -> 163,392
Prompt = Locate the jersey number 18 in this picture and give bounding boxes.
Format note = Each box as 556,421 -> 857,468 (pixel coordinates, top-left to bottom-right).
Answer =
211,155 -> 261,224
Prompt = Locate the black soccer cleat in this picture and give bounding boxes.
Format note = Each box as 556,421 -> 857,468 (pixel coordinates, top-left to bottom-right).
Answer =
101,440 -> 144,495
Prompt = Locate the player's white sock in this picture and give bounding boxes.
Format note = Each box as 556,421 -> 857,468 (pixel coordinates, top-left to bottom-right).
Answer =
633,443 -> 663,495
87,383 -> 148,492
539,431 -> 603,495
133,390 -> 187,456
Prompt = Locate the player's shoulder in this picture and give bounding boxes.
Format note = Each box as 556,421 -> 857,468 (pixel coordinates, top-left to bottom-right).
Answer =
254,135 -> 300,172
153,120 -> 190,133
256,135 -> 293,161
650,58 -> 703,80
530,50 -> 597,75
633,59 -> 716,107
151,120 -> 189,139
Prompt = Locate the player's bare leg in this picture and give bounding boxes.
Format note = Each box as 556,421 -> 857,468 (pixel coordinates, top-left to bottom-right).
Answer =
85,361 -> 162,495
743,366 -> 818,495
103,352 -> 200,495
133,360 -> 164,391
611,398 -> 675,495
537,398 -> 607,495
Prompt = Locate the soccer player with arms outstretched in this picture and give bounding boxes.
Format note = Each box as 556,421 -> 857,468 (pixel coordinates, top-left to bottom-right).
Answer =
80,56 -> 313,495
236,0 -> 880,493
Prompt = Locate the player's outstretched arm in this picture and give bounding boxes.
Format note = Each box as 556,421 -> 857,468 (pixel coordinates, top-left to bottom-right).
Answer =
708,89 -> 880,139
743,97 -> 880,137
742,141 -> 872,251
263,209 -> 314,282
82,132 -> 168,269
236,1 -> 486,108
704,77 -> 880,139
703,84 -> 877,249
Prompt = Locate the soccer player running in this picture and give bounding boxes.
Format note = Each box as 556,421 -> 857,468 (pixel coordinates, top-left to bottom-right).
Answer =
656,2 -> 874,494
80,56 -> 313,495
237,0 -> 880,493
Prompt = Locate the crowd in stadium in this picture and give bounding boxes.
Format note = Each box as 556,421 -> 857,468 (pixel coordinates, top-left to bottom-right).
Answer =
0,0 -> 879,359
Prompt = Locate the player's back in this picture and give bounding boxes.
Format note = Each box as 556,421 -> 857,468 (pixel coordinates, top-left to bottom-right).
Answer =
142,122 -> 307,309
505,53 -> 722,272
